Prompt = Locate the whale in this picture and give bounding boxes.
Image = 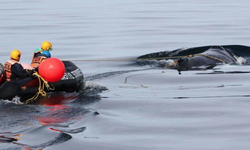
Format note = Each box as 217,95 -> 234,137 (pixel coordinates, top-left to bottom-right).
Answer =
137,45 -> 250,73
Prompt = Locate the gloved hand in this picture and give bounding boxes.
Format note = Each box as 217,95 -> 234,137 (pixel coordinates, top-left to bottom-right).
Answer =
27,69 -> 35,76
34,67 -> 39,72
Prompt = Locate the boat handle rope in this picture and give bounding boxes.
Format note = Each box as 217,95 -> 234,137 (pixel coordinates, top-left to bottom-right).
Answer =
25,72 -> 55,104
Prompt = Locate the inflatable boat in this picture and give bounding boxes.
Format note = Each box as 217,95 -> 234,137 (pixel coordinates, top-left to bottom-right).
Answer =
0,61 -> 84,102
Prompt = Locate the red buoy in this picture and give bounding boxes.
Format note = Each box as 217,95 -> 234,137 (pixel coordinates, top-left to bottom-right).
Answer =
38,58 -> 65,82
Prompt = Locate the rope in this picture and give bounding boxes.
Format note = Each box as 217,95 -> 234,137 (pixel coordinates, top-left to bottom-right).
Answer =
160,54 -> 224,69
65,54 -> 225,63
63,55 -> 188,62
194,54 -> 225,63
25,72 -> 55,104
64,53 -> 225,73
62,45 -> 230,63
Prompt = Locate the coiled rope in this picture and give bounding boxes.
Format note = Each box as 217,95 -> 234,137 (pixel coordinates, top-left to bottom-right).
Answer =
25,72 -> 55,104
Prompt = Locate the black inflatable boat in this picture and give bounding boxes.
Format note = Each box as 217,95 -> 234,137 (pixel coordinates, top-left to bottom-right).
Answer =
0,61 -> 84,102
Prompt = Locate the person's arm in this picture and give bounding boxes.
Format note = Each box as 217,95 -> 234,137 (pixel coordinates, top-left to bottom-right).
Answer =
11,63 -> 33,78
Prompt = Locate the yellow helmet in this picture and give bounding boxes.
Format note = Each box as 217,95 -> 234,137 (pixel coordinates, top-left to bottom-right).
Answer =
41,41 -> 52,51
10,50 -> 21,61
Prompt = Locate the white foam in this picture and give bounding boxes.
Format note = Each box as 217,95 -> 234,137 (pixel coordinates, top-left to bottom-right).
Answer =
236,56 -> 247,65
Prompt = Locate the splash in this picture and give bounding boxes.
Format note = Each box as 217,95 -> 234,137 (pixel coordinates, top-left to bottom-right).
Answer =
1,96 -> 23,105
137,59 -> 176,68
82,82 -> 109,96
235,56 -> 246,65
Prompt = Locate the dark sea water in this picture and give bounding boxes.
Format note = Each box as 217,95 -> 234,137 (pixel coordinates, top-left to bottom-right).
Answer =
1,0 -> 250,149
